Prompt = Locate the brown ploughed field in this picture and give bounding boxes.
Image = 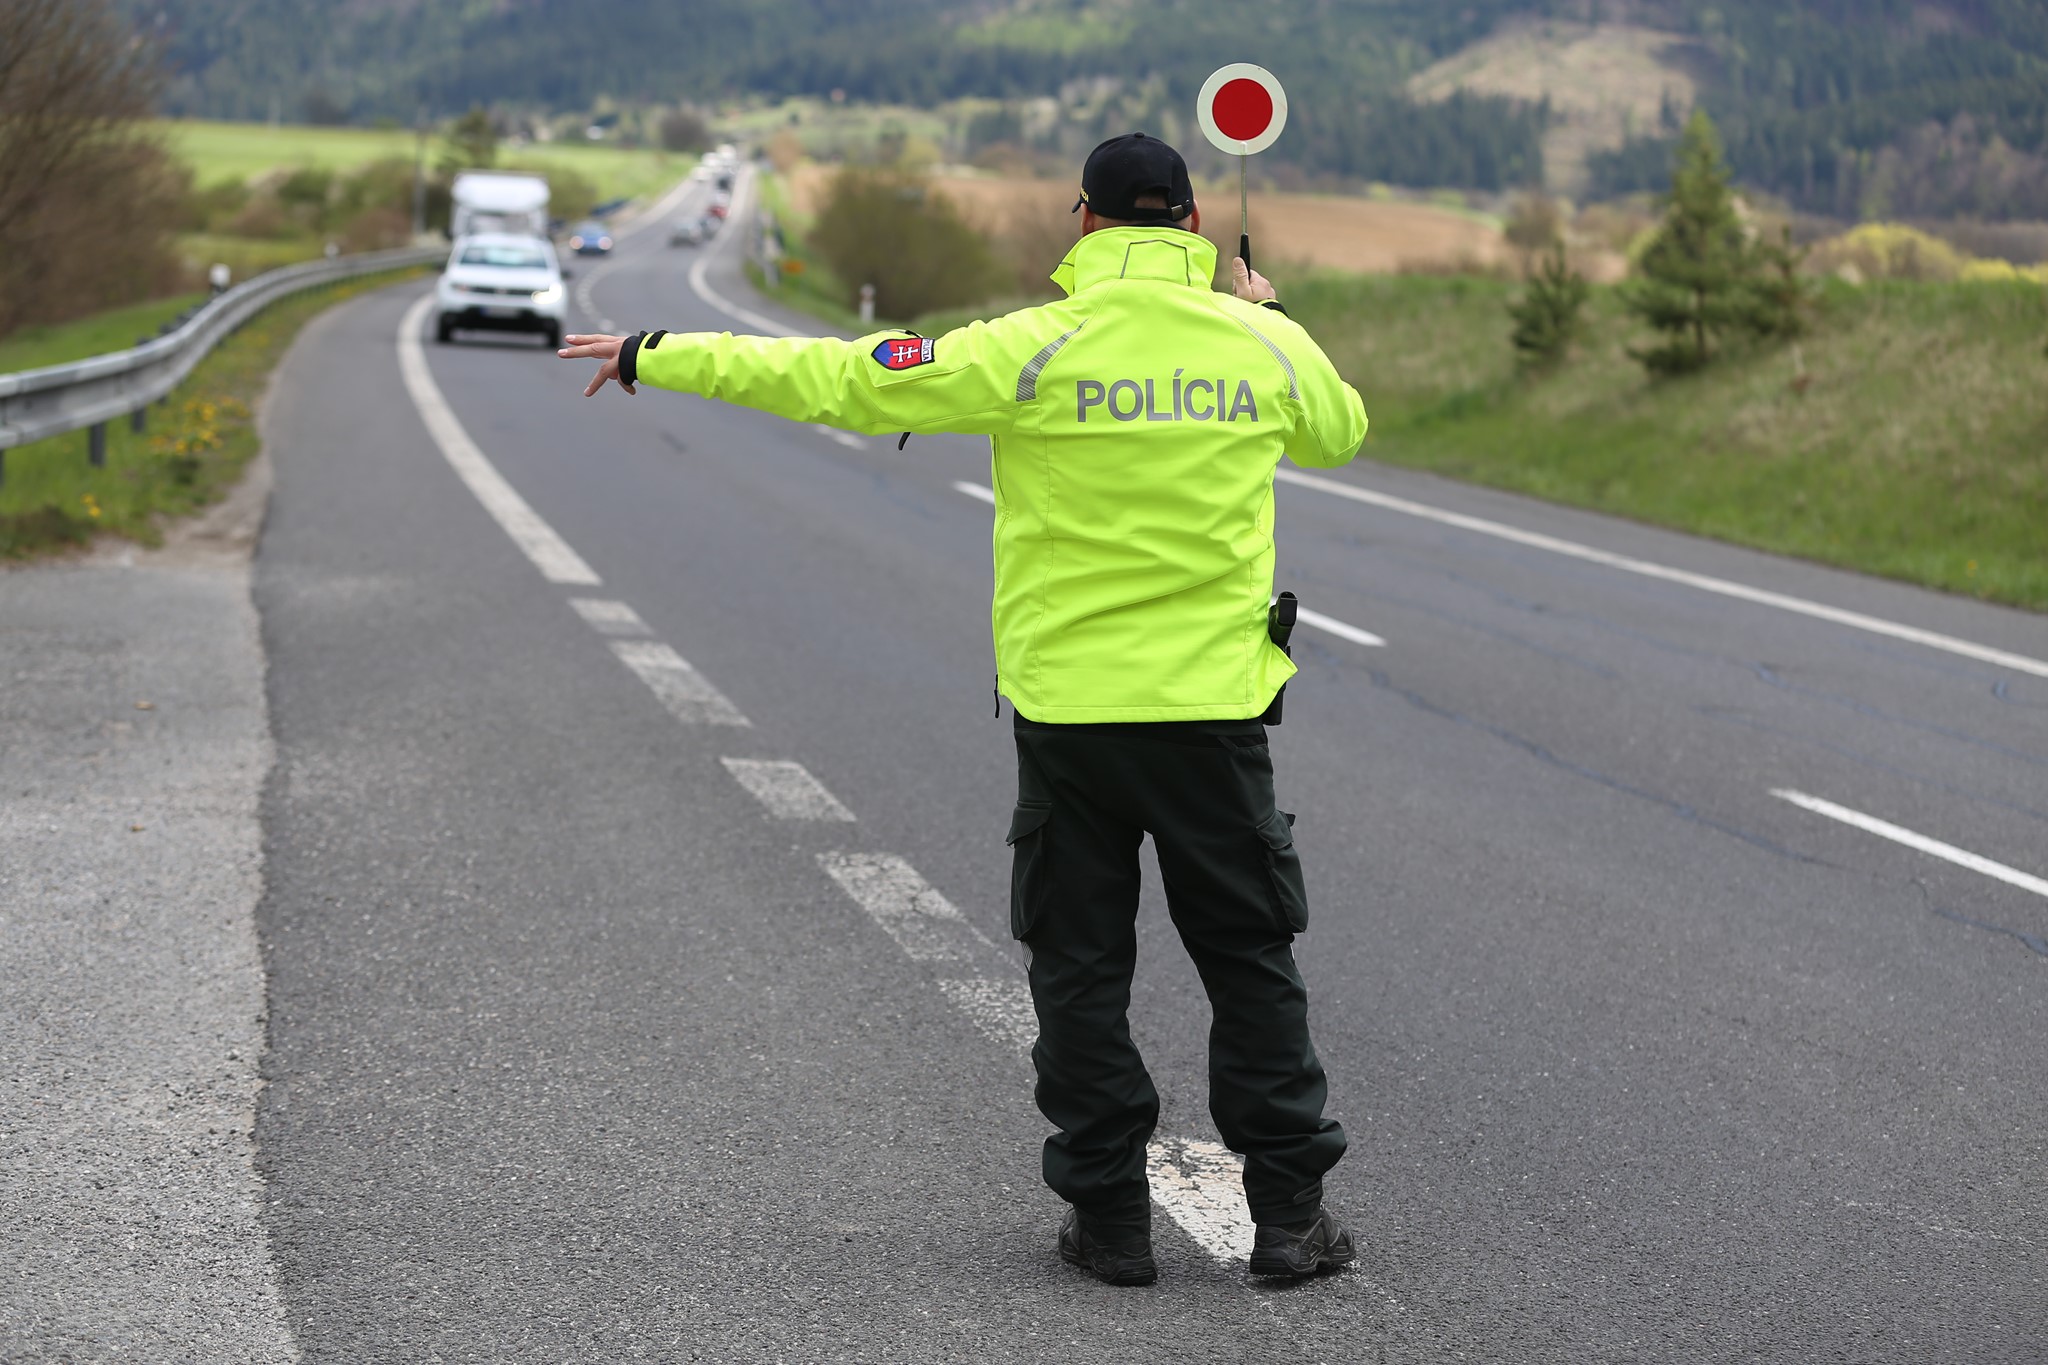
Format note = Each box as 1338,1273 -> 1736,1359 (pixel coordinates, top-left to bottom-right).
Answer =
788,164 -> 1510,276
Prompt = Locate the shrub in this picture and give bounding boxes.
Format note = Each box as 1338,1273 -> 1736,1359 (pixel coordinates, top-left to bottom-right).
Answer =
275,166 -> 335,215
225,195 -> 292,240
341,205 -> 412,253
1507,243 -> 1589,367
439,106 -> 498,175
1806,223 -> 1970,282
807,168 -> 1003,322
502,160 -> 595,223
0,0 -> 185,335
188,178 -> 252,233
659,108 -> 709,153
1504,192 -> 1564,254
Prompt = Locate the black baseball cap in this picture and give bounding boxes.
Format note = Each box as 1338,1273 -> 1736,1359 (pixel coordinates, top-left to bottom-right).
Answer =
1072,132 -> 1195,224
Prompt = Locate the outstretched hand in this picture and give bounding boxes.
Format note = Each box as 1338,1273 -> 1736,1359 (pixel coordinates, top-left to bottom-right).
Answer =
557,333 -> 635,396
1230,257 -> 1276,303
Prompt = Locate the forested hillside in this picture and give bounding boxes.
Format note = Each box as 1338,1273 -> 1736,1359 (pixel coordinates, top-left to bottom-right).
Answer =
1585,0 -> 2048,218
124,0 -> 2048,209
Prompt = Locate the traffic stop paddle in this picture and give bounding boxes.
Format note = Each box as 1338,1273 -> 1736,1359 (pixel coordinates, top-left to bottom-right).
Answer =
1196,64 -> 1288,272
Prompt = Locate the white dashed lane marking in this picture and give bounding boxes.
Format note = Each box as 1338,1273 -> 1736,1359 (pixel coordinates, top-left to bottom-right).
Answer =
397,294 -> 601,586
1773,789 -> 2048,898
953,480 -> 996,505
1147,1136 -> 1256,1262
609,640 -> 751,727
815,852 -> 992,963
1295,605 -> 1386,648
720,758 -> 856,821
570,598 -> 651,636
934,976 -> 1037,1052
815,424 -> 868,450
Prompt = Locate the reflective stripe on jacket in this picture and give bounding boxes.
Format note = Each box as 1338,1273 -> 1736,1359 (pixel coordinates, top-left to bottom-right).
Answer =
631,226 -> 1368,722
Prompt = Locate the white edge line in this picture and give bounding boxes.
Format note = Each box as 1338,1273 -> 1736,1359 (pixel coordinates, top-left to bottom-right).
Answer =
1772,788 -> 2048,898
1276,467 -> 2048,681
396,294 -> 601,586
1294,605 -> 1385,648
952,481 -> 996,506
686,166 -> 799,339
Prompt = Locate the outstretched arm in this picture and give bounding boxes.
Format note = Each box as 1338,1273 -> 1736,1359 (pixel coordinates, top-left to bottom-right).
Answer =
560,324 -> 1022,438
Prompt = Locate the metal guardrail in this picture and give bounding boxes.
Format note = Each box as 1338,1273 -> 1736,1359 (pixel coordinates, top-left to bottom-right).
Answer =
0,243 -> 442,479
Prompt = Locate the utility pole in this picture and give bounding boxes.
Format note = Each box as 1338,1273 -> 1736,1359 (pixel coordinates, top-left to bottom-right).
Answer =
411,103 -> 428,240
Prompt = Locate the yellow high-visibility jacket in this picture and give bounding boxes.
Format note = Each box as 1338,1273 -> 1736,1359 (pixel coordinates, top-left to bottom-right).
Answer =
627,226 -> 1368,722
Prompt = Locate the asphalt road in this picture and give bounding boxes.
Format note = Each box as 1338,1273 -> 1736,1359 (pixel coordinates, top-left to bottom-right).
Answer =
250,175 -> 2048,1362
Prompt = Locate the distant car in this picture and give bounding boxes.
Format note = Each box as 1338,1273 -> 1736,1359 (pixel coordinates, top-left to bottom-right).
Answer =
705,195 -> 730,221
566,220 -> 613,255
435,234 -> 565,347
669,214 -> 720,247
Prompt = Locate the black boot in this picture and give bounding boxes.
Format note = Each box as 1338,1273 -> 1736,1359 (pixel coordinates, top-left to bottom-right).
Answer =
1249,1206 -> 1354,1278
1058,1208 -> 1158,1286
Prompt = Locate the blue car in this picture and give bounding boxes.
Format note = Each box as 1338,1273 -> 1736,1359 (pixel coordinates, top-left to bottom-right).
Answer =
566,220 -> 613,256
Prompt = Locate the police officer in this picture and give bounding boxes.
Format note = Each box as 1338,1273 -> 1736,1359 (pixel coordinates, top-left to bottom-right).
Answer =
560,132 -> 1368,1287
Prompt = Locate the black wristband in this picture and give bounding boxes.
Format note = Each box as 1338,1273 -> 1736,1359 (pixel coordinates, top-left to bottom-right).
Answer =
1258,298 -> 1289,317
619,331 -> 645,387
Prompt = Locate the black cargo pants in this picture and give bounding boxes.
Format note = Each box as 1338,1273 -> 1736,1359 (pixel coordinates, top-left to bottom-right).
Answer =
1007,713 -> 1347,1234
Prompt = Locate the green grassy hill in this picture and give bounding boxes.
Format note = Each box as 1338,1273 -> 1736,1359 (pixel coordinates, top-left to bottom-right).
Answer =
1286,273 -> 2048,609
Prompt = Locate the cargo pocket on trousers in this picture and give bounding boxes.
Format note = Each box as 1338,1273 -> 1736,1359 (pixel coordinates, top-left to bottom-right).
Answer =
1258,809 -> 1308,933
1007,801 -> 1053,940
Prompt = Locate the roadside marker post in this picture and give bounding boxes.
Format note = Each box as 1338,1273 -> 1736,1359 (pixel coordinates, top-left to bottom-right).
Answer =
1196,64 -> 1288,271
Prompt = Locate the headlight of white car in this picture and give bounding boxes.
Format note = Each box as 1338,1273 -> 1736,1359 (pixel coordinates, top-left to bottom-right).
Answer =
530,284 -> 564,306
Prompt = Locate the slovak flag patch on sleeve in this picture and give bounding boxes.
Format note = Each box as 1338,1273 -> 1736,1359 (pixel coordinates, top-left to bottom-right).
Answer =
872,336 -> 936,371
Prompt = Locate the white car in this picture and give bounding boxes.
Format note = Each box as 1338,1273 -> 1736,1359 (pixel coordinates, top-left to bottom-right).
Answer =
435,233 -> 566,347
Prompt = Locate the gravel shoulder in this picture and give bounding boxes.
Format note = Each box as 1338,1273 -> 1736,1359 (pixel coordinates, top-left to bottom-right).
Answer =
0,434 -> 295,1359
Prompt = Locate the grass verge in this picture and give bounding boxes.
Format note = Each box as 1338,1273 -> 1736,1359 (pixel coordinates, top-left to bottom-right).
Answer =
1286,274 -> 2048,612
0,294 -> 208,374
1,268 -> 426,560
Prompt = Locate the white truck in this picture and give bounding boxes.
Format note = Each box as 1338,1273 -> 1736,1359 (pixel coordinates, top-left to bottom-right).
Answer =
449,170 -> 550,240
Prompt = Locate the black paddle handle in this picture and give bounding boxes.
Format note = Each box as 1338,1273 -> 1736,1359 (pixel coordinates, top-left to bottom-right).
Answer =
1240,232 -> 1252,272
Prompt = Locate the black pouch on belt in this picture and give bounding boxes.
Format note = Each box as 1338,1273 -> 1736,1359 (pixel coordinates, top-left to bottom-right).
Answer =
1260,591 -> 1298,726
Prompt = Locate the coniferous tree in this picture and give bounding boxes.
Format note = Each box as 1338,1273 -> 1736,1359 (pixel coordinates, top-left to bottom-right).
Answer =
1508,243 -> 1589,368
1745,225 -> 1812,343
1627,111 -> 1752,375
439,106 -> 499,175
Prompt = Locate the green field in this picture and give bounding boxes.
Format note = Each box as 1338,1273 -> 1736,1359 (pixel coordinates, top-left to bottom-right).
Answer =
0,294 -> 207,374
160,119 -> 693,203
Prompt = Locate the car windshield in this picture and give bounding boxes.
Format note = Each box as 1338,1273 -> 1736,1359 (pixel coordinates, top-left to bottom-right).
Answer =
458,244 -> 548,269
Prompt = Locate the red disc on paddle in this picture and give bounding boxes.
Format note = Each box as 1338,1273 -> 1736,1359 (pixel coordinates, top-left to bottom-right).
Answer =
1197,65 -> 1288,155
1212,79 -> 1274,143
